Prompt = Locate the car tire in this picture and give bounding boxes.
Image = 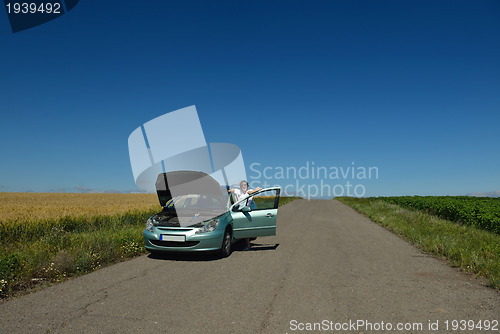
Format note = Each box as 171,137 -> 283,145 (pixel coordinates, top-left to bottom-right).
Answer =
220,229 -> 232,258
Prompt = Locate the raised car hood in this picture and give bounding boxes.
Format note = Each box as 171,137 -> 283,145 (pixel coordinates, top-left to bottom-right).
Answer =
155,171 -> 227,207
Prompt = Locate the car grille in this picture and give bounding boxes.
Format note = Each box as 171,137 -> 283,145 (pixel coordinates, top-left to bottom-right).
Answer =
156,227 -> 193,232
150,240 -> 200,247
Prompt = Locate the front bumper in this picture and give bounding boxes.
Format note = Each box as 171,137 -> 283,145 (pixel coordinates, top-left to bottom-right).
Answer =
143,227 -> 224,253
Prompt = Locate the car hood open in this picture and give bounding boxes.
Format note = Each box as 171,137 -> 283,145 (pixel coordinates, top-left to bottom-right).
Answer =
155,171 -> 227,207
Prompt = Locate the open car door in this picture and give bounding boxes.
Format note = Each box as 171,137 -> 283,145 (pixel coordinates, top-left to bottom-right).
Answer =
230,187 -> 281,239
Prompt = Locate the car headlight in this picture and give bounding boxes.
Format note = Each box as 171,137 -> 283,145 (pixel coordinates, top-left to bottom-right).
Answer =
195,219 -> 220,233
146,217 -> 155,232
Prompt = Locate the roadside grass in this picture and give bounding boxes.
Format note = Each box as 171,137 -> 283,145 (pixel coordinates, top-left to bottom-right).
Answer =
0,193 -> 300,299
254,196 -> 302,208
337,197 -> 500,289
278,196 -> 302,206
0,209 -> 157,299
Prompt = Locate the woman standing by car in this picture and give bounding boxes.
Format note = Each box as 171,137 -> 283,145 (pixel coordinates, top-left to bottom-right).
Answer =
228,180 -> 262,250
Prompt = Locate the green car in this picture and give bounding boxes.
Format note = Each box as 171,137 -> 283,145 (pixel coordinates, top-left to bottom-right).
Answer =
143,171 -> 280,257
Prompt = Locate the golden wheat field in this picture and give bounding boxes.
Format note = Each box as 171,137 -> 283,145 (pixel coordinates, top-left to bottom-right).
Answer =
0,193 -> 159,224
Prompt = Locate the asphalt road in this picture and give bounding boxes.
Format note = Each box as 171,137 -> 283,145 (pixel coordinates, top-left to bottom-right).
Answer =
0,200 -> 498,333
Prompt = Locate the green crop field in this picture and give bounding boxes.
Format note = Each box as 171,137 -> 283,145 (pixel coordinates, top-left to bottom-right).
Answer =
379,196 -> 500,233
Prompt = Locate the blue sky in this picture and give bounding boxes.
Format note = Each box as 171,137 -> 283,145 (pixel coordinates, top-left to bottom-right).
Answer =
0,0 -> 499,197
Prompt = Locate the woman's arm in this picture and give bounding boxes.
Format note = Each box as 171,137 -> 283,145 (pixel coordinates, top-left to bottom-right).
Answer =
247,187 -> 262,195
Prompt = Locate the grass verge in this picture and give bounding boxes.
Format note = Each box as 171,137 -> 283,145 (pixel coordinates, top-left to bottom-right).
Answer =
279,196 -> 302,206
337,197 -> 500,289
0,209 -> 157,300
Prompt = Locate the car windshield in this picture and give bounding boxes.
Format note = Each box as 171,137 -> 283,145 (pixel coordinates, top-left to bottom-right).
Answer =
166,194 -> 226,210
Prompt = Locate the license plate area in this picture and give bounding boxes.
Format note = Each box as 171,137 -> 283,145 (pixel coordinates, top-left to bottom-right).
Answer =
160,234 -> 186,242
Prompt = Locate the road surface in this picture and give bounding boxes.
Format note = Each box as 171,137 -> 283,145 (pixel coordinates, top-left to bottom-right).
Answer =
0,200 -> 498,333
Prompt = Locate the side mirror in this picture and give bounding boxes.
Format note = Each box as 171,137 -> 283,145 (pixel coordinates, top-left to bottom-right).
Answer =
241,206 -> 252,212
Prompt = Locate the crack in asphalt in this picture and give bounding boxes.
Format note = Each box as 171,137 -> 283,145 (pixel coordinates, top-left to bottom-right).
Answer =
256,259 -> 291,334
49,268 -> 150,332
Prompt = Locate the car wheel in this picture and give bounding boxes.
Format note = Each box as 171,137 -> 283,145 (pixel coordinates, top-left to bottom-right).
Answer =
220,229 -> 232,258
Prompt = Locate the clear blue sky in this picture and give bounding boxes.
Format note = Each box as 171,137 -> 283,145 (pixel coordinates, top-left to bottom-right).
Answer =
1,0 -> 499,197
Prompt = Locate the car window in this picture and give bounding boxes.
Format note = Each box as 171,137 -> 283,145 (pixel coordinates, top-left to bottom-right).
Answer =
167,196 -> 187,209
168,194 -> 225,209
189,196 -> 199,206
252,189 -> 279,210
